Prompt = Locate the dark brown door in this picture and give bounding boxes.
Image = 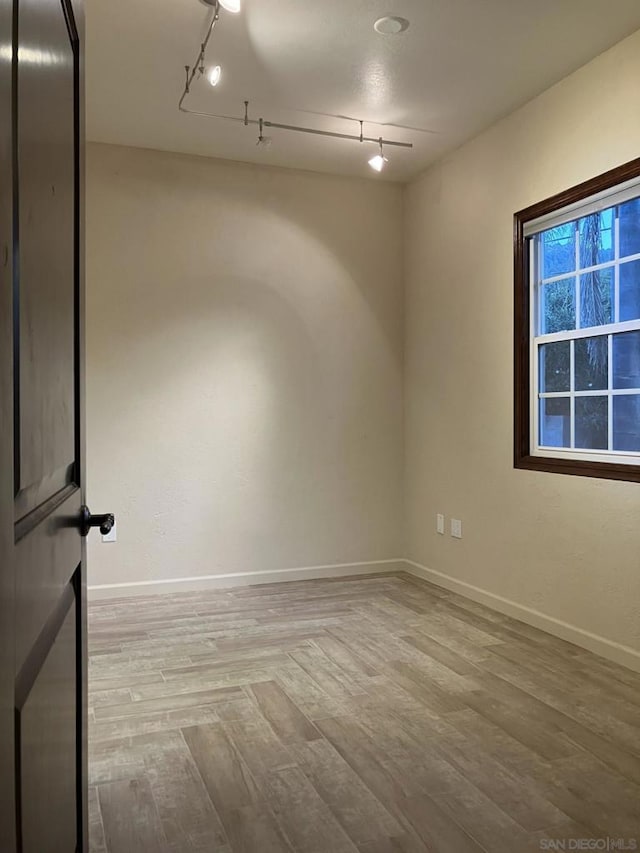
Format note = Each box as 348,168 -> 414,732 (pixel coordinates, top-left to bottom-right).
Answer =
1,0 -> 89,850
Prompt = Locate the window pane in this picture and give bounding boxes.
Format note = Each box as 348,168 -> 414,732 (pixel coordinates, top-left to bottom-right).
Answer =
613,331 -> 640,389
541,224 -> 575,278
579,268 -> 613,328
579,208 -> 614,268
620,259 -> 640,322
613,395 -> 640,452
539,398 -> 570,448
575,396 -> 608,450
619,197 -> 640,259
575,336 -> 608,391
540,341 -> 570,392
541,277 -> 575,334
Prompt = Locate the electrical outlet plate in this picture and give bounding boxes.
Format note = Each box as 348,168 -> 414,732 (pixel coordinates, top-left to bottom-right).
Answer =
451,518 -> 462,539
436,513 -> 445,535
102,520 -> 117,543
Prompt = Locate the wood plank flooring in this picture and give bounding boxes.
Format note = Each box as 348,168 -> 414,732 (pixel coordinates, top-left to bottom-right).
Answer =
88,572 -> 640,853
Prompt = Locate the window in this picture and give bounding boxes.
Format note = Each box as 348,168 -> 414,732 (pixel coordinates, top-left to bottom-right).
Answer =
515,158 -> 640,481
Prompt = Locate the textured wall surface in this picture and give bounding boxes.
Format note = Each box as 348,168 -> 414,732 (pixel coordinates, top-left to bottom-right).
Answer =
87,29 -> 640,659
86,143 -> 404,586
405,29 -> 640,654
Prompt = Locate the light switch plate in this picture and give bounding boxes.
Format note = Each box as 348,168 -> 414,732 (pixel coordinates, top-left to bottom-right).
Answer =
436,513 -> 445,535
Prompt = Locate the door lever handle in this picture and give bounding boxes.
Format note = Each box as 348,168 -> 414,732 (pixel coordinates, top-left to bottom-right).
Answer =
80,505 -> 115,538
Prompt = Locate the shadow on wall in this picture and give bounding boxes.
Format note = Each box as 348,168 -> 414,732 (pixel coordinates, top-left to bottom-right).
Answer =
119,271 -> 321,540
89,270 -> 327,574
86,146 -> 404,585
99,146 -> 403,349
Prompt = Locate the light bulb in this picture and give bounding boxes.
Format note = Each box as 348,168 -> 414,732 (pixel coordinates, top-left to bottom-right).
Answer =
219,0 -> 241,12
207,65 -> 222,86
368,154 -> 387,172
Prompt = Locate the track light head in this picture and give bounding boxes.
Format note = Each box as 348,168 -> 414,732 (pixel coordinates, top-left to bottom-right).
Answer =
207,65 -> 222,86
256,118 -> 272,149
200,0 -> 240,12
368,138 -> 388,172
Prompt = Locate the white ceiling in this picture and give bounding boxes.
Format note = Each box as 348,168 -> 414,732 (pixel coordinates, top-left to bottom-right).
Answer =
86,0 -> 640,182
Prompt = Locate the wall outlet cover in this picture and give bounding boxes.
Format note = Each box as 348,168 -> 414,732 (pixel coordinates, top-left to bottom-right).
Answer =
451,518 -> 462,539
102,519 -> 117,543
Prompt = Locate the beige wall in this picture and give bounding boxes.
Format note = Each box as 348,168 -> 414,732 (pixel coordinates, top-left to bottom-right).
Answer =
87,29 -> 640,662
86,143 -> 404,588
405,30 -> 640,658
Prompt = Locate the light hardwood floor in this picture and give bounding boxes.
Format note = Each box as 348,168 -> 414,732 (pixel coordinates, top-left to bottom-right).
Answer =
88,572 -> 640,853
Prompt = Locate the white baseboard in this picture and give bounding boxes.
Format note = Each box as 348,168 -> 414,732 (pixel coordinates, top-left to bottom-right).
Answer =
87,554 -> 640,674
87,558 -> 404,601
403,559 -> 640,674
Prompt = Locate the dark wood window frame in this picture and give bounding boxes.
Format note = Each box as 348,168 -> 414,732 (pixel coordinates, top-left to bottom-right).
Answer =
514,156 -> 640,483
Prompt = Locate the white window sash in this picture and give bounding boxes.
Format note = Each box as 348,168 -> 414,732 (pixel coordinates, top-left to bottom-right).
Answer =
534,318 -> 640,346
529,196 -> 640,462
534,447 -> 640,465
539,389 -> 640,398
523,176 -> 640,238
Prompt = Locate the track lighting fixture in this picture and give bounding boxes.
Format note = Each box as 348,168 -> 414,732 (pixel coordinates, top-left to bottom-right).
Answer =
179,1 -> 413,170
368,138 -> 388,172
256,118 -> 272,149
207,65 -> 222,86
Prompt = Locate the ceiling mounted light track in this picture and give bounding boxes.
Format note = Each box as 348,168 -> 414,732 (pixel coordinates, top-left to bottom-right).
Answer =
179,0 -> 413,171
